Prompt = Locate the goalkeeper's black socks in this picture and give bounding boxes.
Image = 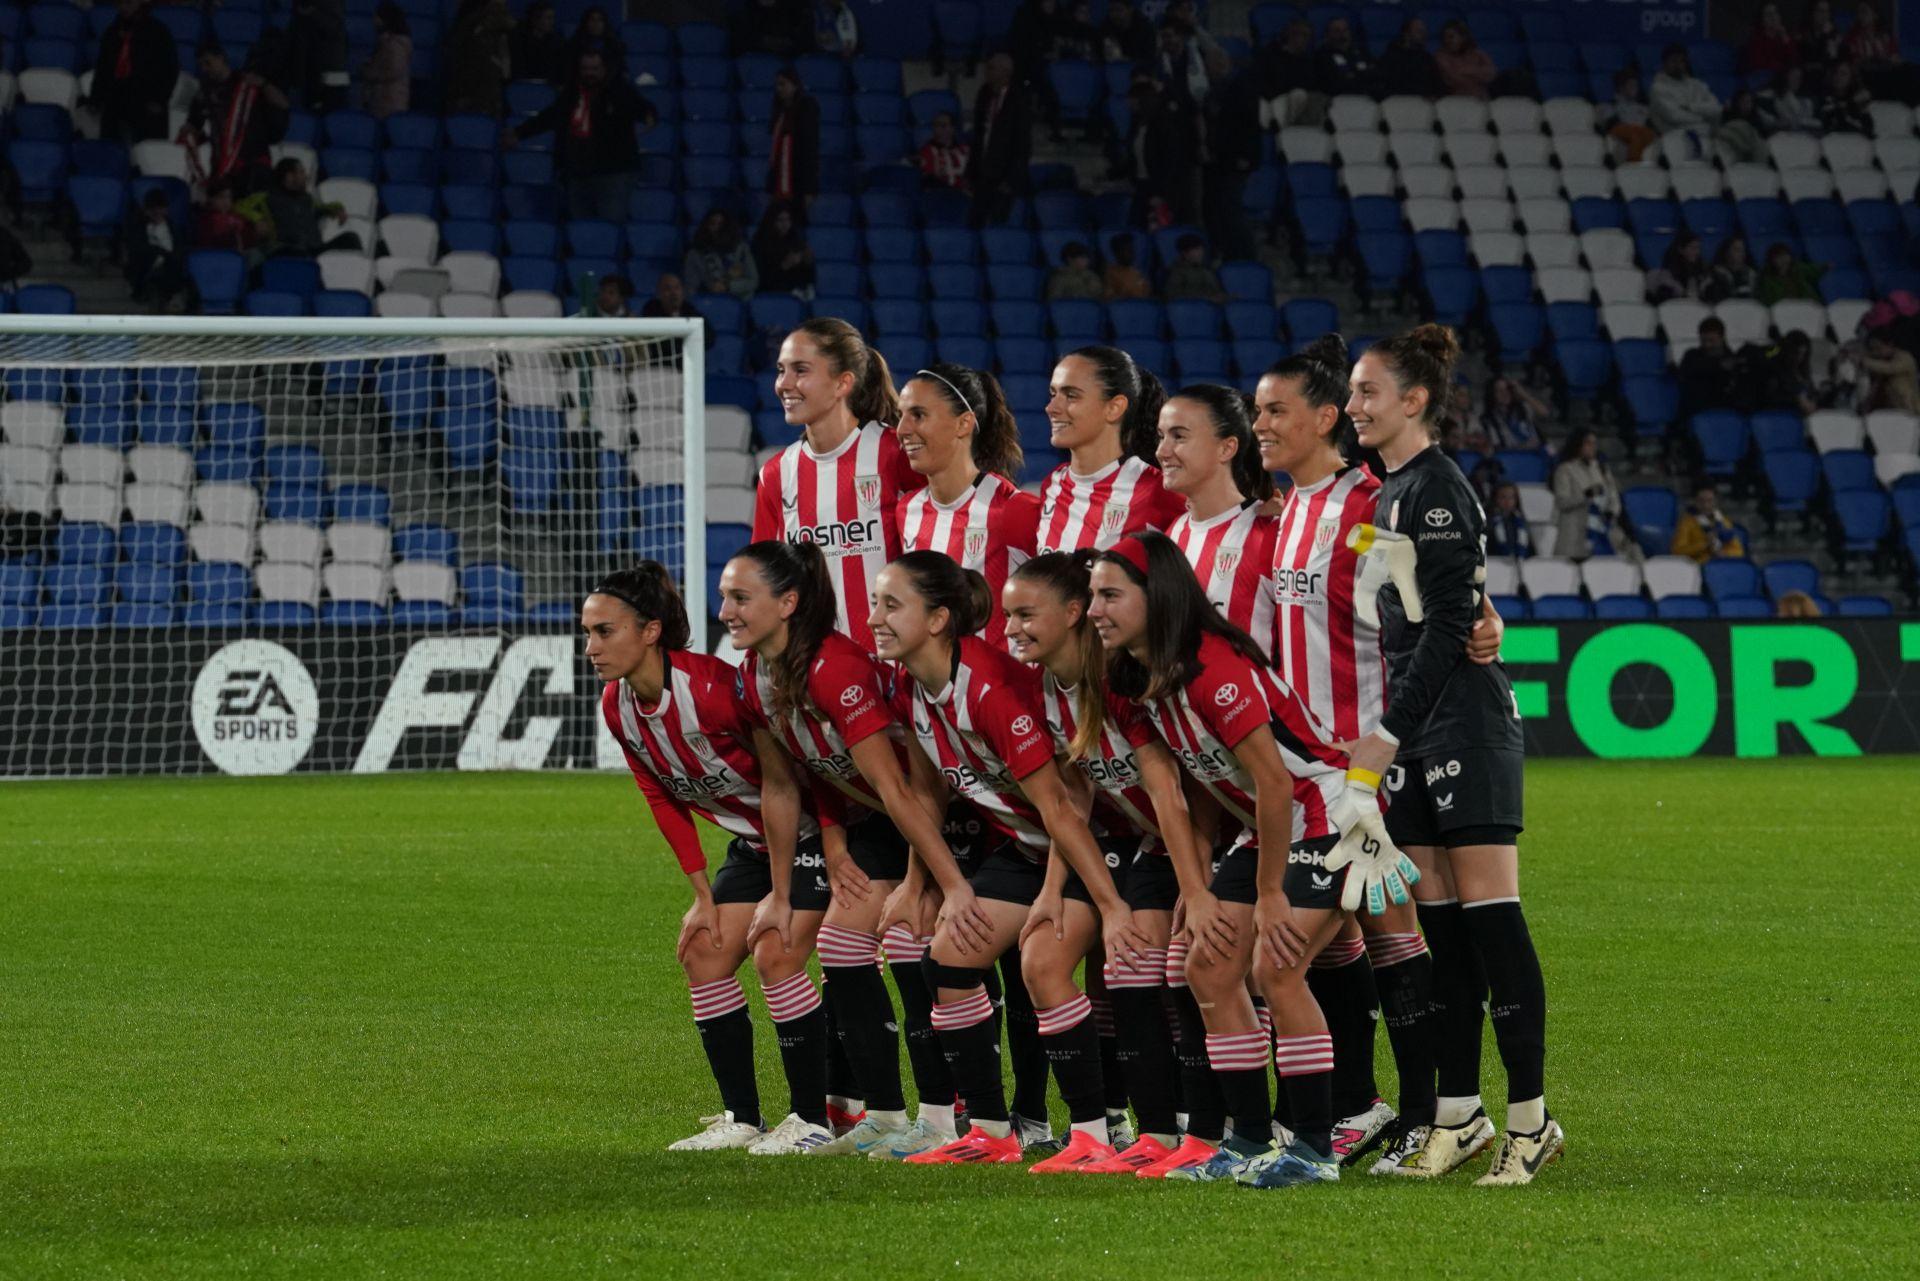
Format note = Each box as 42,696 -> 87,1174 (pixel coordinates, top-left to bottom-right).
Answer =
1418,898 -> 1488,1100
1461,898 -> 1548,1111
822,958 -> 907,1114
997,947 -> 1051,1125
1307,936 -> 1382,1117
1107,979 -> 1180,1140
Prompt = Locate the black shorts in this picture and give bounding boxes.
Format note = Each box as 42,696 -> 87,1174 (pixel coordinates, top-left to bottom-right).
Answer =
942,799 -> 989,866
1281,834 -> 1349,912
969,840 -> 1047,907
845,813 -> 910,882
709,835 -> 832,912
1208,839 -> 1259,906
1384,747 -> 1525,850
1061,835 -> 1179,911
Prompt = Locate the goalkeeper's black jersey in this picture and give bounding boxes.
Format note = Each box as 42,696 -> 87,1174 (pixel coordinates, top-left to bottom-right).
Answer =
1374,445 -> 1525,759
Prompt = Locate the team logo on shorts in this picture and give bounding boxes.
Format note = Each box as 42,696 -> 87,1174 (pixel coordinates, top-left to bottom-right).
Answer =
1214,683 -> 1239,707
963,528 -> 988,564
1314,517 -> 1339,552
1100,504 -> 1129,537
840,685 -> 865,707
855,473 -> 882,508
1011,715 -> 1035,736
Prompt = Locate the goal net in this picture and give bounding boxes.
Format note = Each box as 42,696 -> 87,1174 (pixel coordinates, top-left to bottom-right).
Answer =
0,315 -> 711,779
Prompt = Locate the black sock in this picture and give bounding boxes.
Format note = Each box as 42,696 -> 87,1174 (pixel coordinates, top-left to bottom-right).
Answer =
1169,986 -> 1226,1142
1461,900 -> 1547,1106
1094,998 -> 1129,1113
1038,995 -> 1107,1125
931,985 -> 1008,1125
1418,900 -> 1488,1101
1371,947 -> 1438,1124
823,963 -> 906,1113
997,947 -> 1050,1126
821,981 -> 860,1107
889,959 -> 955,1106
1306,950 -> 1381,1117
693,1006 -> 761,1129
761,972 -> 828,1126
1281,1069 -> 1334,1158
1108,981 -> 1180,1138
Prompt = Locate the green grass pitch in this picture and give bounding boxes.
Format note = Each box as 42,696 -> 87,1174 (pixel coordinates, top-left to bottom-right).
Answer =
5,759 -> 1917,1279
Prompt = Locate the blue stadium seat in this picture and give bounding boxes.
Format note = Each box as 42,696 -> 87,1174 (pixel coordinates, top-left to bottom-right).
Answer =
1281,297 -> 1339,341
1481,265 -> 1533,306
187,251 -> 246,315
1654,594 -> 1713,619
1167,300 -> 1223,340
54,526 -> 114,569
244,290 -> 305,317
1356,232 -> 1411,294
990,301 -> 1044,339
1836,594 -> 1893,617
1531,594 -> 1593,620
393,523 -> 458,565
113,562 -> 179,605
1570,197 -> 1625,232
1495,450 -> 1552,485
928,263 -> 982,298
45,564 -> 109,607
1832,489 -> 1890,553
1414,229 -> 1469,269
937,336 -> 993,368
1224,300 -> 1278,342
1049,61 -> 1101,125
16,282 -> 76,314
1489,303 -> 1545,365
1621,486 -> 1679,555
1293,197 -> 1349,258
1422,266 -> 1479,328
1714,595 -> 1772,619
1348,196 -> 1400,235
1749,411 -> 1805,455
1049,299 -> 1105,339
1547,302 -> 1599,342
1621,375 -> 1679,443
330,484 -> 391,525
1110,300 -> 1164,340
871,298 -> 926,337
1762,449 -> 1820,516
996,337 -> 1049,374
1594,595 -> 1654,619
1690,410 -> 1750,478
1490,594 -> 1529,621
1701,558 -> 1762,601
1556,339 -> 1611,401
749,292 -> 806,335
1822,449 -> 1876,494
1761,559 -> 1822,601
38,605 -> 106,628
931,300 -> 986,335
120,522 -> 186,566
987,265 -> 1041,300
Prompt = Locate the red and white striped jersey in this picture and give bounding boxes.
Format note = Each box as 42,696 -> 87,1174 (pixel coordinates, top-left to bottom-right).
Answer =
1139,633 -> 1347,845
1043,671 -> 1158,838
737,630 -> 906,822
1035,455 -> 1186,553
602,650 -> 816,873
1168,501 -> 1281,660
897,635 -> 1055,855
753,421 -> 924,653
1270,466 -> 1387,742
897,471 -> 1041,644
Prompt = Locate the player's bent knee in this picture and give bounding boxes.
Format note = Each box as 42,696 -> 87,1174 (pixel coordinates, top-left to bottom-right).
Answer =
921,956 -> 989,994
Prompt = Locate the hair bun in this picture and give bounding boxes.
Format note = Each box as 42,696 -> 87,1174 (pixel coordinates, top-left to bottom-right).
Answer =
1302,332 -> 1349,370
1409,323 -> 1461,365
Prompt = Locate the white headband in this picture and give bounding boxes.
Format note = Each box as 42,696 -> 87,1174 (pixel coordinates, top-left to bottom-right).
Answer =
915,369 -> 974,419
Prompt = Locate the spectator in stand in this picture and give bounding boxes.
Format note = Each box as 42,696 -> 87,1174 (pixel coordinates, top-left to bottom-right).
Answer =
767,68 -> 821,215
1757,66 -> 1821,134
1008,0 -> 1066,138
506,50 -> 653,222
1860,328 -> 1920,411
1758,330 -> 1821,415
445,0 -> 514,116
1162,233 -> 1225,302
1603,68 -> 1658,162
1485,483 -> 1534,559
1744,4 -> 1800,76
1842,1 -> 1896,71
1481,375 -> 1550,451
1202,67 -> 1262,261
264,158 -> 359,257
1706,236 -> 1758,302
639,272 -> 715,347
1376,19 -> 1440,101
89,0 -> 179,145
1717,89 -> 1768,163
1255,18 -> 1325,131
1816,59 -> 1874,134
1103,233 -> 1151,300
814,0 -> 859,57
1056,2 -> 1100,61
917,111 -> 970,189
752,200 -> 815,296
1650,44 -> 1722,134
1045,241 -> 1105,301
1776,590 -> 1822,618
1670,483 -> 1746,562
1165,0 -> 1228,77
1314,16 -> 1373,98
1756,242 -> 1825,305
510,1 -> 567,83
182,45 -> 290,196
564,8 -> 626,82
583,273 -> 634,317
1551,429 -> 1624,561
967,52 -> 1033,228
194,179 -> 259,260
1153,21 -> 1212,110
1798,0 -> 1844,91
1099,0 -> 1156,65
1434,19 -> 1496,101
1679,317 -> 1744,418
290,0 -> 351,112
358,4 -> 412,120
682,210 -> 758,301
1647,234 -> 1710,302
1125,73 -> 1200,228
125,188 -> 190,312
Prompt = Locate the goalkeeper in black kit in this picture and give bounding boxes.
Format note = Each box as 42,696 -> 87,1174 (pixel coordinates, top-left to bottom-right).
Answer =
1334,324 -> 1562,1186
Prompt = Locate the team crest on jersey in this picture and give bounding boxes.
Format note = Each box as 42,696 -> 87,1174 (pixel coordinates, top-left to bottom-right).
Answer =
855,473 -> 882,508
684,732 -> 711,758
963,527 -> 988,564
1100,504 -> 1129,537
1314,517 -> 1339,551
1389,499 -> 1402,530
1215,548 -> 1240,577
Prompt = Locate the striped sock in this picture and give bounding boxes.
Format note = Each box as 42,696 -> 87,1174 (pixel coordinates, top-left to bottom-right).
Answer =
762,973 -> 827,1127
1307,937 -> 1381,1117
1206,1030 -> 1273,1145
819,926 -> 906,1115
1038,993 -> 1107,1136
931,986 -> 1008,1126
1274,1032 -> 1335,1158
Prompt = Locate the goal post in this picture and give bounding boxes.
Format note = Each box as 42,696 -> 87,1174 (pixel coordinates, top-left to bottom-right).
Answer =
0,314 -> 711,780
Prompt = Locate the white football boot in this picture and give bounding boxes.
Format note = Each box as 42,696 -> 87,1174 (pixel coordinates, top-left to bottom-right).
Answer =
1476,1118 -> 1566,1186
746,1112 -> 836,1155
666,1112 -> 763,1152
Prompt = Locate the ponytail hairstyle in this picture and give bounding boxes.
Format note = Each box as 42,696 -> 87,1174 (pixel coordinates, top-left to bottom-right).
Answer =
1265,332 -> 1359,462
1067,343 -> 1167,464
908,362 -> 1025,479
1097,531 -> 1268,703
730,538 -> 837,717
1367,323 -> 1461,437
589,561 -> 691,651
791,316 -> 900,426
1170,382 -> 1276,503
1010,550 -> 1107,761
888,549 -> 994,642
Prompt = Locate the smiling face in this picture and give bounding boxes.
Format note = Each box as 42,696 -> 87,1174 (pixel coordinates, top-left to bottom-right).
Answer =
581,594 -> 655,683
1155,397 -> 1233,497
1253,371 -> 1334,476
1087,561 -> 1147,654
897,377 -> 973,477
867,564 -> 936,663
774,333 -> 854,430
1002,575 -> 1079,666
1346,351 -> 1426,455
716,556 -> 793,653
1045,355 -> 1122,454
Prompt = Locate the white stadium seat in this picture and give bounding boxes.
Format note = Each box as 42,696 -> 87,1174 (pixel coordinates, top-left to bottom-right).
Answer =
1340,162 -> 1396,197
1869,100 -> 1915,137
1282,126 -> 1336,164
56,482 -> 121,528
1583,229 -> 1638,270
1520,557 -> 1581,599
1507,165 -> 1561,201
1827,299 -> 1872,342
1835,169 -> 1890,202
125,482 -> 190,527
256,562 -> 320,604
1537,267 -> 1592,304
1455,165 -> 1510,200
1404,197 -> 1460,232
1873,452 -> 1919,488
1381,95 -> 1434,132
1866,410 -> 1920,456
1807,410 -> 1866,454
195,482 -> 258,528
1400,164 -> 1456,199
1,401 -> 64,449
1559,166 -> 1617,200
1516,199 -> 1571,234
1822,131 -> 1875,171
1517,484 -> 1554,525
1490,96 -> 1544,135
374,292 -> 433,318
1581,557 -> 1643,600
705,451 -> 755,488
1779,167 -> 1836,201
1553,135 -> 1609,170
502,290 -> 563,318
1331,129 -> 1386,165
708,405 -> 753,453
1444,133 -> 1499,167
1388,131 -> 1443,167
1327,95 -> 1380,132
708,487 -> 755,525
1543,97 -> 1596,135
1642,556 -> 1703,600
1485,558 -> 1519,595
127,444 -> 193,488
1724,165 -> 1781,200
1462,198 -> 1515,234
1468,229 -> 1525,266
1615,165 -> 1672,201
1497,133 -> 1554,168
318,177 -> 376,221
438,292 -> 501,317
1436,95 -> 1490,135
1769,299 -> 1828,340
1601,301 -> 1658,340
189,522 -> 253,565
257,521 -> 325,569
323,562 -> 388,603
1524,232 -> 1580,269
393,561 -> 456,604
318,251 -> 375,296
59,444 -> 125,488
1715,299 -> 1770,349
326,521 -> 392,566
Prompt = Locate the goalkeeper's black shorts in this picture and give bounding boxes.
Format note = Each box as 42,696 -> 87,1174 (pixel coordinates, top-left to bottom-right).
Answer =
1383,748 -> 1525,849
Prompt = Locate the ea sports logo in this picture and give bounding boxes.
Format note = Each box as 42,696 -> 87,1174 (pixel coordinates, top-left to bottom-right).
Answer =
1011,715 -> 1035,736
1424,507 -> 1454,528
840,685 -> 864,707
1214,683 -> 1239,707
191,640 -> 319,775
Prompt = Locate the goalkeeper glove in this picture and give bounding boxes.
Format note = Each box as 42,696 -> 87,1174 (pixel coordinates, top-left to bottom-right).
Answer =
1347,523 -> 1424,629
1322,768 -> 1420,916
